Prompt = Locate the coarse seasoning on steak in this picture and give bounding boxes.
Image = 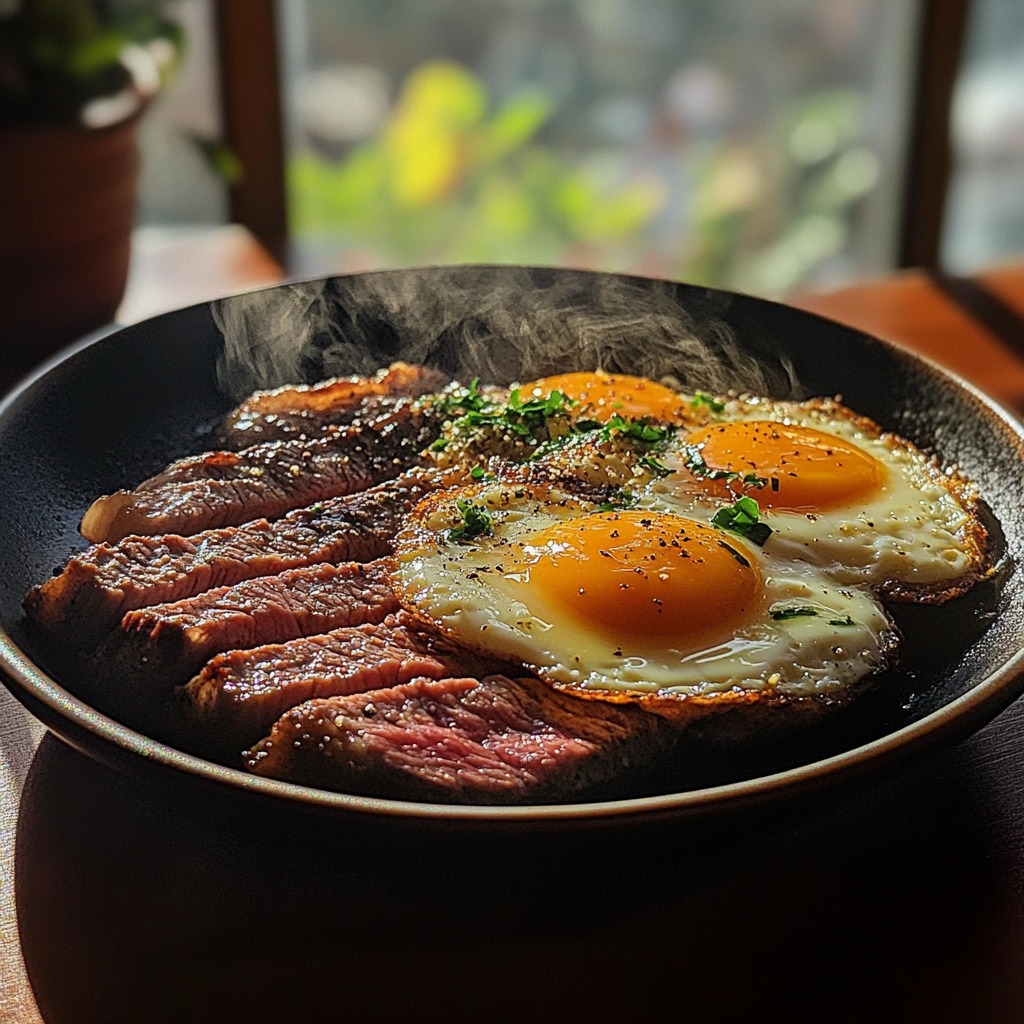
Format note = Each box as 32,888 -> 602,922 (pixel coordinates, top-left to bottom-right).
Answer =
243,673 -> 673,805
182,611 -> 511,753
218,362 -> 452,447
79,402 -> 445,543
92,559 -> 400,691
22,365 -> 757,806
24,470 -> 440,648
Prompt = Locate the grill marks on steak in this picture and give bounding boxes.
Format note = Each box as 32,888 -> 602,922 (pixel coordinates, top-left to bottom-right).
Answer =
25,471 -> 439,647
218,362 -> 451,447
94,559 -> 400,690
79,402 -> 443,543
182,612 -> 507,750
243,673 -> 667,804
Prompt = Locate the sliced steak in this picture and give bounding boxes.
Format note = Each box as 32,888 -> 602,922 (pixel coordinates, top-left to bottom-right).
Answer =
93,559 -> 400,691
243,674 -> 669,805
218,362 -> 451,447
25,471 -> 438,649
79,404 -> 443,543
182,613 -> 504,751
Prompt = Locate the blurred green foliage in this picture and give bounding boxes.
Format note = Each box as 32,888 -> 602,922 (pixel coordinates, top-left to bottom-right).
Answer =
290,61 -> 878,292
289,61 -> 662,267
680,88 -> 879,292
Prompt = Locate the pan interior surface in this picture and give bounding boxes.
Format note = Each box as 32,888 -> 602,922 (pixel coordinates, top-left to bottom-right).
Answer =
1,267 -> 1022,823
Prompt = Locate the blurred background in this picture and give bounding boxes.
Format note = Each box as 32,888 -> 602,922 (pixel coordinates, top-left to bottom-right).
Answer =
141,0 -> 1023,285
2,0 -> 1022,377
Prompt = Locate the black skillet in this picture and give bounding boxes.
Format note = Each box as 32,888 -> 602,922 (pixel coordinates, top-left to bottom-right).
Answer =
1,266 -> 1022,826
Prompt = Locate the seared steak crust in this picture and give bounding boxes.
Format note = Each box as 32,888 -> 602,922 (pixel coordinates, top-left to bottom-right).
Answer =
25,364 -> 774,806
79,403 -> 443,543
25,471 -> 439,647
218,362 -> 451,447
95,559 -> 400,690
183,612 -> 504,748
244,674 -> 667,804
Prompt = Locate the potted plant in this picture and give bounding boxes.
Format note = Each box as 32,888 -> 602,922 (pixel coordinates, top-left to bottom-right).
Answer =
1,1 -> 183,379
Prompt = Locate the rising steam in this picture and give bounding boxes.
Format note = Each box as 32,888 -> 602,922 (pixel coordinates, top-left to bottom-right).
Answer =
212,267 -> 800,402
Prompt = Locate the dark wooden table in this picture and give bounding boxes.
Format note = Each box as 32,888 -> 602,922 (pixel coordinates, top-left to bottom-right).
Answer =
2,239 -> 1022,1023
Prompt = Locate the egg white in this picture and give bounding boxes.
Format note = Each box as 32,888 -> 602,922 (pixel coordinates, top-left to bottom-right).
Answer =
393,482 -> 897,717
633,395 -> 990,598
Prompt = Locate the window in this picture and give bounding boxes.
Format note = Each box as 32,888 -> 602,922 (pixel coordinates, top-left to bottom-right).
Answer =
943,0 -> 1024,272
279,0 -> 918,295
134,0 -> 1023,294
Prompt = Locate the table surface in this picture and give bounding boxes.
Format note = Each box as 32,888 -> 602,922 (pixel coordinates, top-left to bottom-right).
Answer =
2,232 -> 1023,1024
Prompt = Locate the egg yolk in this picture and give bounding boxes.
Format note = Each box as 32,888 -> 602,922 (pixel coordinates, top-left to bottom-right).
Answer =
683,421 -> 885,511
516,511 -> 761,648
520,371 -> 690,425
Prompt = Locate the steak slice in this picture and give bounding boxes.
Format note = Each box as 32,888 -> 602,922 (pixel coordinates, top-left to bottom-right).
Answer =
182,612 -> 503,751
94,559 -> 400,691
25,471 -> 438,649
218,362 -> 451,447
79,403 -> 442,543
243,674 -> 669,804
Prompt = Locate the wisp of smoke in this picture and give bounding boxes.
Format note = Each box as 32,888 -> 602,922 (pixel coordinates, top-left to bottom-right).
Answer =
212,267 -> 800,402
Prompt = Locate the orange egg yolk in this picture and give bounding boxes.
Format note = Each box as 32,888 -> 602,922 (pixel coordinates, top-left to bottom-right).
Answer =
516,511 -> 761,648
520,371 -> 690,425
683,421 -> 885,511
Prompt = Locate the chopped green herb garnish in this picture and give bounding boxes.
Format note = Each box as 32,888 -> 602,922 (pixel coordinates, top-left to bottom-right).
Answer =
506,387 -> 575,419
434,381 -> 681,478
717,540 -> 751,568
446,499 -> 494,543
595,489 -> 640,512
600,414 -> 673,445
527,431 -> 583,461
728,495 -> 760,518
771,606 -> 820,621
678,442 -> 766,489
711,495 -> 773,545
691,391 -> 726,414
828,615 -> 855,627
446,386 -> 575,442
438,377 -> 492,415
639,453 -> 673,478
771,608 -> 854,625
528,409 -> 673,462
469,465 -> 487,481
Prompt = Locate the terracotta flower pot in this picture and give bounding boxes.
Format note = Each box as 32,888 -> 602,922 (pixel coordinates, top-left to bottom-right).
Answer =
0,114 -> 141,381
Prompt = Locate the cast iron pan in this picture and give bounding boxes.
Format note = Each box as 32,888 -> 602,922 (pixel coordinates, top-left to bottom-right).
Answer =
1,266 -> 1022,826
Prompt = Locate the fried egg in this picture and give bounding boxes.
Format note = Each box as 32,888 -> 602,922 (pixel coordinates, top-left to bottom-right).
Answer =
426,370 -> 698,477
426,371 -> 990,605
519,370 -> 696,425
393,482 -> 897,721
643,395 -> 990,600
